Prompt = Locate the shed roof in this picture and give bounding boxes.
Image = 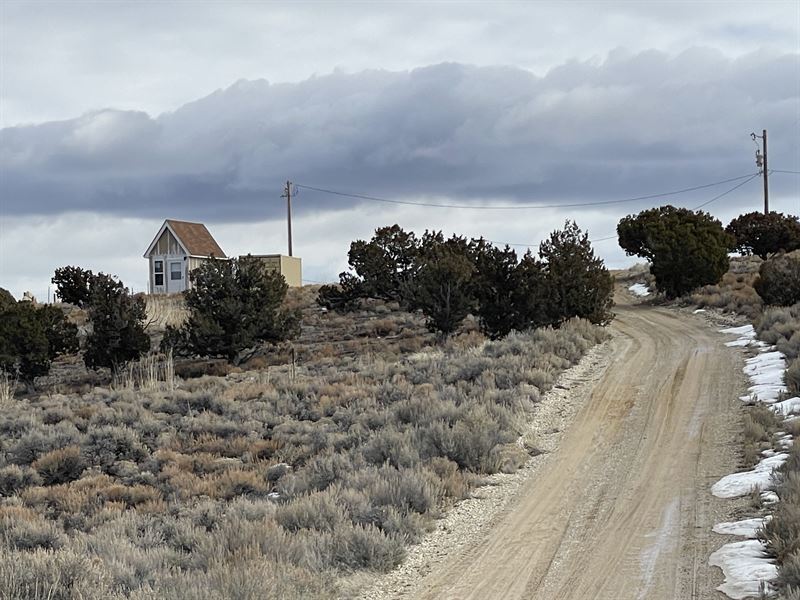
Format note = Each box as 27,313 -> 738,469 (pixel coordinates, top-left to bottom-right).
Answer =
144,220 -> 226,258
166,220 -> 226,258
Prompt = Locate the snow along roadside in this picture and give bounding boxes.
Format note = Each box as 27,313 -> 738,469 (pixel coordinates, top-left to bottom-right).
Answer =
351,338 -> 617,600
710,324 -> 797,599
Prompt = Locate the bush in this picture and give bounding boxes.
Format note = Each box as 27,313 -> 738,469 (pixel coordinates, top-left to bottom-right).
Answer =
83,425 -> 148,470
756,304 -> 800,359
0,517 -> 66,551
52,266 -> 94,307
0,548 -> 118,600
540,221 -> 614,325
0,465 -> 42,496
322,222 -> 613,338
321,225 -> 420,310
0,288 -> 15,310
163,256 -> 300,362
84,274 -> 150,371
0,303 -> 78,389
726,211 -> 800,260
755,253 -> 800,306
407,233 -> 476,336
618,205 -> 733,298
32,446 -> 86,485
329,523 -> 406,572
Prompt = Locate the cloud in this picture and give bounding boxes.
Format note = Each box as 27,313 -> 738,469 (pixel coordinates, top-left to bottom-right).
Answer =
2,51 -> 798,225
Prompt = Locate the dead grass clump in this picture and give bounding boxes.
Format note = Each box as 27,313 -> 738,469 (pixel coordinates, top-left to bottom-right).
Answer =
757,304 -> 800,360
778,551 -> 800,591
275,491 -> 346,533
0,372 -> 16,407
0,547 -> 120,600
0,465 -> 42,496
9,425 -> 82,466
690,270 -> 763,319
0,515 -> 66,550
131,554 -> 337,600
787,358 -> 800,396
762,442 -> 800,593
83,425 -> 149,470
210,470 -> 268,500
101,484 -> 162,508
32,446 -> 86,485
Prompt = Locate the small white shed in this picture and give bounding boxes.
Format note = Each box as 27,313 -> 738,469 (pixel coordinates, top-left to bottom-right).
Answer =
143,219 -> 226,294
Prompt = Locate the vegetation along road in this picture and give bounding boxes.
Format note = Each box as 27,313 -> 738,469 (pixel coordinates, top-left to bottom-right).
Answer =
412,299 -> 743,600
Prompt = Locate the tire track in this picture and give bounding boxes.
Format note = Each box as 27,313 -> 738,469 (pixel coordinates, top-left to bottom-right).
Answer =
410,304 -> 742,600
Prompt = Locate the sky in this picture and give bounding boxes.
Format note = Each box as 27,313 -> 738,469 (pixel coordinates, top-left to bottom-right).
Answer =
1,0 -> 799,299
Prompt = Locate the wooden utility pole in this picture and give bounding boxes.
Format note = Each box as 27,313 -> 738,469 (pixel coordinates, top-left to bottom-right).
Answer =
762,129 -> 769,214
282,180 -> 294,256
752,130 -> 769,214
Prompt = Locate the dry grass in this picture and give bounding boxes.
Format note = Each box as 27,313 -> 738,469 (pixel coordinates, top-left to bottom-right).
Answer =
0,372 -> 15,408
0,287 -> 609,598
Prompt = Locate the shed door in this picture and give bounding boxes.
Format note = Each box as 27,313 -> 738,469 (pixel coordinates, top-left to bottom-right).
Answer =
168,260 -> 186,293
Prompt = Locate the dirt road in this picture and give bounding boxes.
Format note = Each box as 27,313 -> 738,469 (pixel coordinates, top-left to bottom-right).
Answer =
412,303 -> 743,600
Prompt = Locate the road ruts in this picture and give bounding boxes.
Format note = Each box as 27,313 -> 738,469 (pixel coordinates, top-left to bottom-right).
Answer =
411,303 -> 742,600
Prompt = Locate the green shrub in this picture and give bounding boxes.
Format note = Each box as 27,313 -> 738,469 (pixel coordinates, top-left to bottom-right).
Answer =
540,220 -> 614,325
84,274 -> 150,371
52,266 -> 94,307
618,205 -> 733,298
726,211 -> 800,260
0,303 -> 77,389
163,256 -> 300,362
407,232 -> 476,336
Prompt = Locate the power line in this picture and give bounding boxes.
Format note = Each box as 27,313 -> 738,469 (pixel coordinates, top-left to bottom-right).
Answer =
487,173 -> 761,249
691,173 -> 760,210
771,169 -> 800,175
487,234 -> 617,248
295,172 -> 758,211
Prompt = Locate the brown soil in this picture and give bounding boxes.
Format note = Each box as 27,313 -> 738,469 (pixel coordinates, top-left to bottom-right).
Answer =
404,301 -> 744,600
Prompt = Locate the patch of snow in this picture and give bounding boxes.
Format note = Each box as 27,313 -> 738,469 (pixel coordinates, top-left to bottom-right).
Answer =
713,517 -> 771,538
709,540 -> 776,600
711,453 -> 788,498
693,308 -> 707,313
772,397 -> 800,417
720,325 -> 765,348
741,351 -> 788,403
761,491 -> 779,504
628,283 -> 650,297
720,325 -> 756,337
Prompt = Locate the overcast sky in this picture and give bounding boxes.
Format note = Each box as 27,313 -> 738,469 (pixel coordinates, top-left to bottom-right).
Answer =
1,1 -> 799,299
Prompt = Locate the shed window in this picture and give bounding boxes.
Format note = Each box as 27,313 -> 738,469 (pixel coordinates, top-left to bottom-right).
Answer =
170,262 -> 182,280
154,261 -> 164,286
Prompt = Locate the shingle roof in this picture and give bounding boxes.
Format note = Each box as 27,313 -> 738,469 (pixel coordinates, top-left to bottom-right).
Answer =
166,220 -> 226,258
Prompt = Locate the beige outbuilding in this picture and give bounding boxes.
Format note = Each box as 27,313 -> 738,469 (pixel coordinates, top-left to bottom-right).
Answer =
244,254 -> 303,288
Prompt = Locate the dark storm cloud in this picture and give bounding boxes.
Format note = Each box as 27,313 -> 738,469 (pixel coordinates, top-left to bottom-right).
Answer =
2,50 -> 798,222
